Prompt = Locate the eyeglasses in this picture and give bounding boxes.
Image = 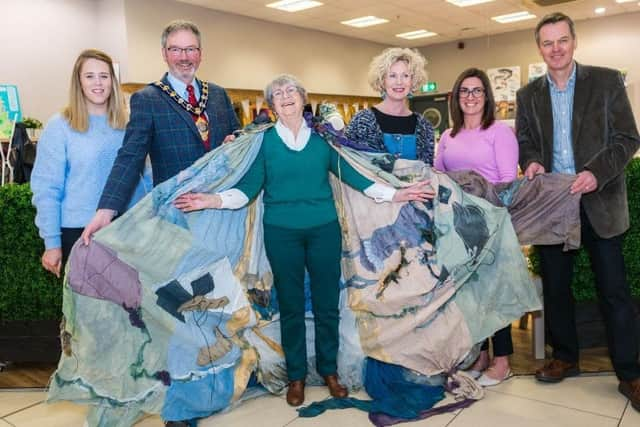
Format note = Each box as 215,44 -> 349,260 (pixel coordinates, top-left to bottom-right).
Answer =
272,86 -> 298,99
166,46 -> 201,56
459,87 -> 485,98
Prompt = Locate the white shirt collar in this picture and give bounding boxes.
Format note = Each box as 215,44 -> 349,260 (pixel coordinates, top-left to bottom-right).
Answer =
166,73 -> 199,101
275,119 -> 311,151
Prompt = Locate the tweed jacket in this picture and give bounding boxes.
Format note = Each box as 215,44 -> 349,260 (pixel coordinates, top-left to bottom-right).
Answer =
516,63 -> 640,238
98,74 -> 240,212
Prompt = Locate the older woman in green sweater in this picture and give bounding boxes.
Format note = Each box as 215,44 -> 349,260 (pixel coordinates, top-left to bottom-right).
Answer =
175,74 -> 433,406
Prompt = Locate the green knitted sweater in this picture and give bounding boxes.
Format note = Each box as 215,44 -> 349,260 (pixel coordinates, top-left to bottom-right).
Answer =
236,127 -> 372,228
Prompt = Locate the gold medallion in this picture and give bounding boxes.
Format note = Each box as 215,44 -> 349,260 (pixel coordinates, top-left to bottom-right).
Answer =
195,116 -> 209,141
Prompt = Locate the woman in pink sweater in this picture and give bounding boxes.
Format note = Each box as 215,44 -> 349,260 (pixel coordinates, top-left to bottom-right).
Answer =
435,68 -> 518,386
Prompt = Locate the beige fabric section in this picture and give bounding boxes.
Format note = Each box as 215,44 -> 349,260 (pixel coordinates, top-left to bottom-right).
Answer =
334,164 -> 473,376
333,154 -> 544,377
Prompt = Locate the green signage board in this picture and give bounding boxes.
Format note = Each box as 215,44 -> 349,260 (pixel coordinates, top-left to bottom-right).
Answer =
421,82 -> 438,93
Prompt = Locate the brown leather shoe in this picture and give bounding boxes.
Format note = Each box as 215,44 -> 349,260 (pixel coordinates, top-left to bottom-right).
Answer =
535,359 -> 580,383
286,380 -> 305,406
619,378 -> 640,412
323,374 -> 348,398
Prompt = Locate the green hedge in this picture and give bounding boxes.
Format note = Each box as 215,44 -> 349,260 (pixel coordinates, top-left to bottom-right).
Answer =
529,157 -> 640,302
0,183 -> 62,322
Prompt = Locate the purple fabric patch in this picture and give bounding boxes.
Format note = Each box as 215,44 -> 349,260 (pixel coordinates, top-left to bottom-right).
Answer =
67,240 -> 142,309
369,399 -> 475,426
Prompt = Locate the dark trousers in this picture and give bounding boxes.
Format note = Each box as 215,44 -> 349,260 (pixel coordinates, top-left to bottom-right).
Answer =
263,220 -> 342,381
61,227 -> 84,267
481,324 -> 513,357
537,210 -> 640,381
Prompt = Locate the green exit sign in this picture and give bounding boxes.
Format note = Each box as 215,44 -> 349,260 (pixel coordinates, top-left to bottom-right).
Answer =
421,82 -> 438,92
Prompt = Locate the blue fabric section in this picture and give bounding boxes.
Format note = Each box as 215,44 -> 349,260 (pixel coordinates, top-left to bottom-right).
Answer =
382,133 -> 417,160
161,368 -> 235,421
175,209 -> 248,276
297,357 -> 444,419
152,153 -> 232,228
363,357 -> 445,415
166,311 -> 240,377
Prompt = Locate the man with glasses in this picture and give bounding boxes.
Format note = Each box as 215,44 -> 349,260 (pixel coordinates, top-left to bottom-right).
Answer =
82,20 -> 239,246
516,12 -> 640,411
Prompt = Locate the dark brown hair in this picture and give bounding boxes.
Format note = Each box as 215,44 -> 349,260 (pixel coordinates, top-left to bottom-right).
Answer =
449,68 -> 495,137
535,12 -> 576,46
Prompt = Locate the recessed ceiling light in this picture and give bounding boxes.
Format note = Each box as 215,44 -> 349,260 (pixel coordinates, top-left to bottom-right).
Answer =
446,0 -> 494,6
266,0 -> 323,12
615,0 -> 635,3
594,7 -> 606,14
492,11 -> 537,24
341,16 -> 389,28
396,30 -> 438,40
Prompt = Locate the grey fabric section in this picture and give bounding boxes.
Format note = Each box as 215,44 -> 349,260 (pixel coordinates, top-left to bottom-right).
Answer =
446,171 -> 581,250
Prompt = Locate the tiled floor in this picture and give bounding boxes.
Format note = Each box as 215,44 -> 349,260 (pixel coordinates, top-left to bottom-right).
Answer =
0,373 -> 638,427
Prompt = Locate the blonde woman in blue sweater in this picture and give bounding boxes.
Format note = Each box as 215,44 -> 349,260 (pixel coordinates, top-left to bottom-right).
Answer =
175,74 -> 434,407
31,49 -> 148,278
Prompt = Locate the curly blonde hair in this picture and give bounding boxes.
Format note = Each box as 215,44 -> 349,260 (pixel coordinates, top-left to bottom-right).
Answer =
367,48 -> 428,94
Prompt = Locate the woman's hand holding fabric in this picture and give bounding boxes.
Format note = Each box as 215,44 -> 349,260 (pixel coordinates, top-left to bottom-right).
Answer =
393,180 -> 435,203
174,193 -> 222,211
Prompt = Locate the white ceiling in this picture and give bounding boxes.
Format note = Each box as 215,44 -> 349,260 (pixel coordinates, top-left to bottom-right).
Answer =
178,0 -> 640,47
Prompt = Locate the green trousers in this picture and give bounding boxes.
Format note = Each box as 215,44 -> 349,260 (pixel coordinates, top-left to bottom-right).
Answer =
263,220 -> 342,381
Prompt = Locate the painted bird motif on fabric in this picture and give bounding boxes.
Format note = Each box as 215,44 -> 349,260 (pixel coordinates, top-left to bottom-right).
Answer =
451,202 -> 489,262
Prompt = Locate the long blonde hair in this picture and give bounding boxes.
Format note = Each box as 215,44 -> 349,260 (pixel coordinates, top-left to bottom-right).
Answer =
63,49 -> 128,132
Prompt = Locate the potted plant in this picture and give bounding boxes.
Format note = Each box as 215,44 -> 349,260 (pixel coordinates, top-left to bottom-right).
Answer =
20,117 -> 43,140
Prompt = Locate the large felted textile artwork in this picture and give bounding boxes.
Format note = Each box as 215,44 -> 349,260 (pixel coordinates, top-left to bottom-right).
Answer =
47,118 -> 578,426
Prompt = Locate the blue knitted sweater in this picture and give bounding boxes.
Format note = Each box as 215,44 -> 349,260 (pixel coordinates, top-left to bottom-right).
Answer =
31,114 -> 150,249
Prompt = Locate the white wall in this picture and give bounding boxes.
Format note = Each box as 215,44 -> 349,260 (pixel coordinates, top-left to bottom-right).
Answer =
3,0 -> 639,126
2,0 -> 386,123
1,0 -> 100,122
121,0 -> 386,95
419,11 -> 640,124
0,0 -> 133,123
96,0 -> 129,82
